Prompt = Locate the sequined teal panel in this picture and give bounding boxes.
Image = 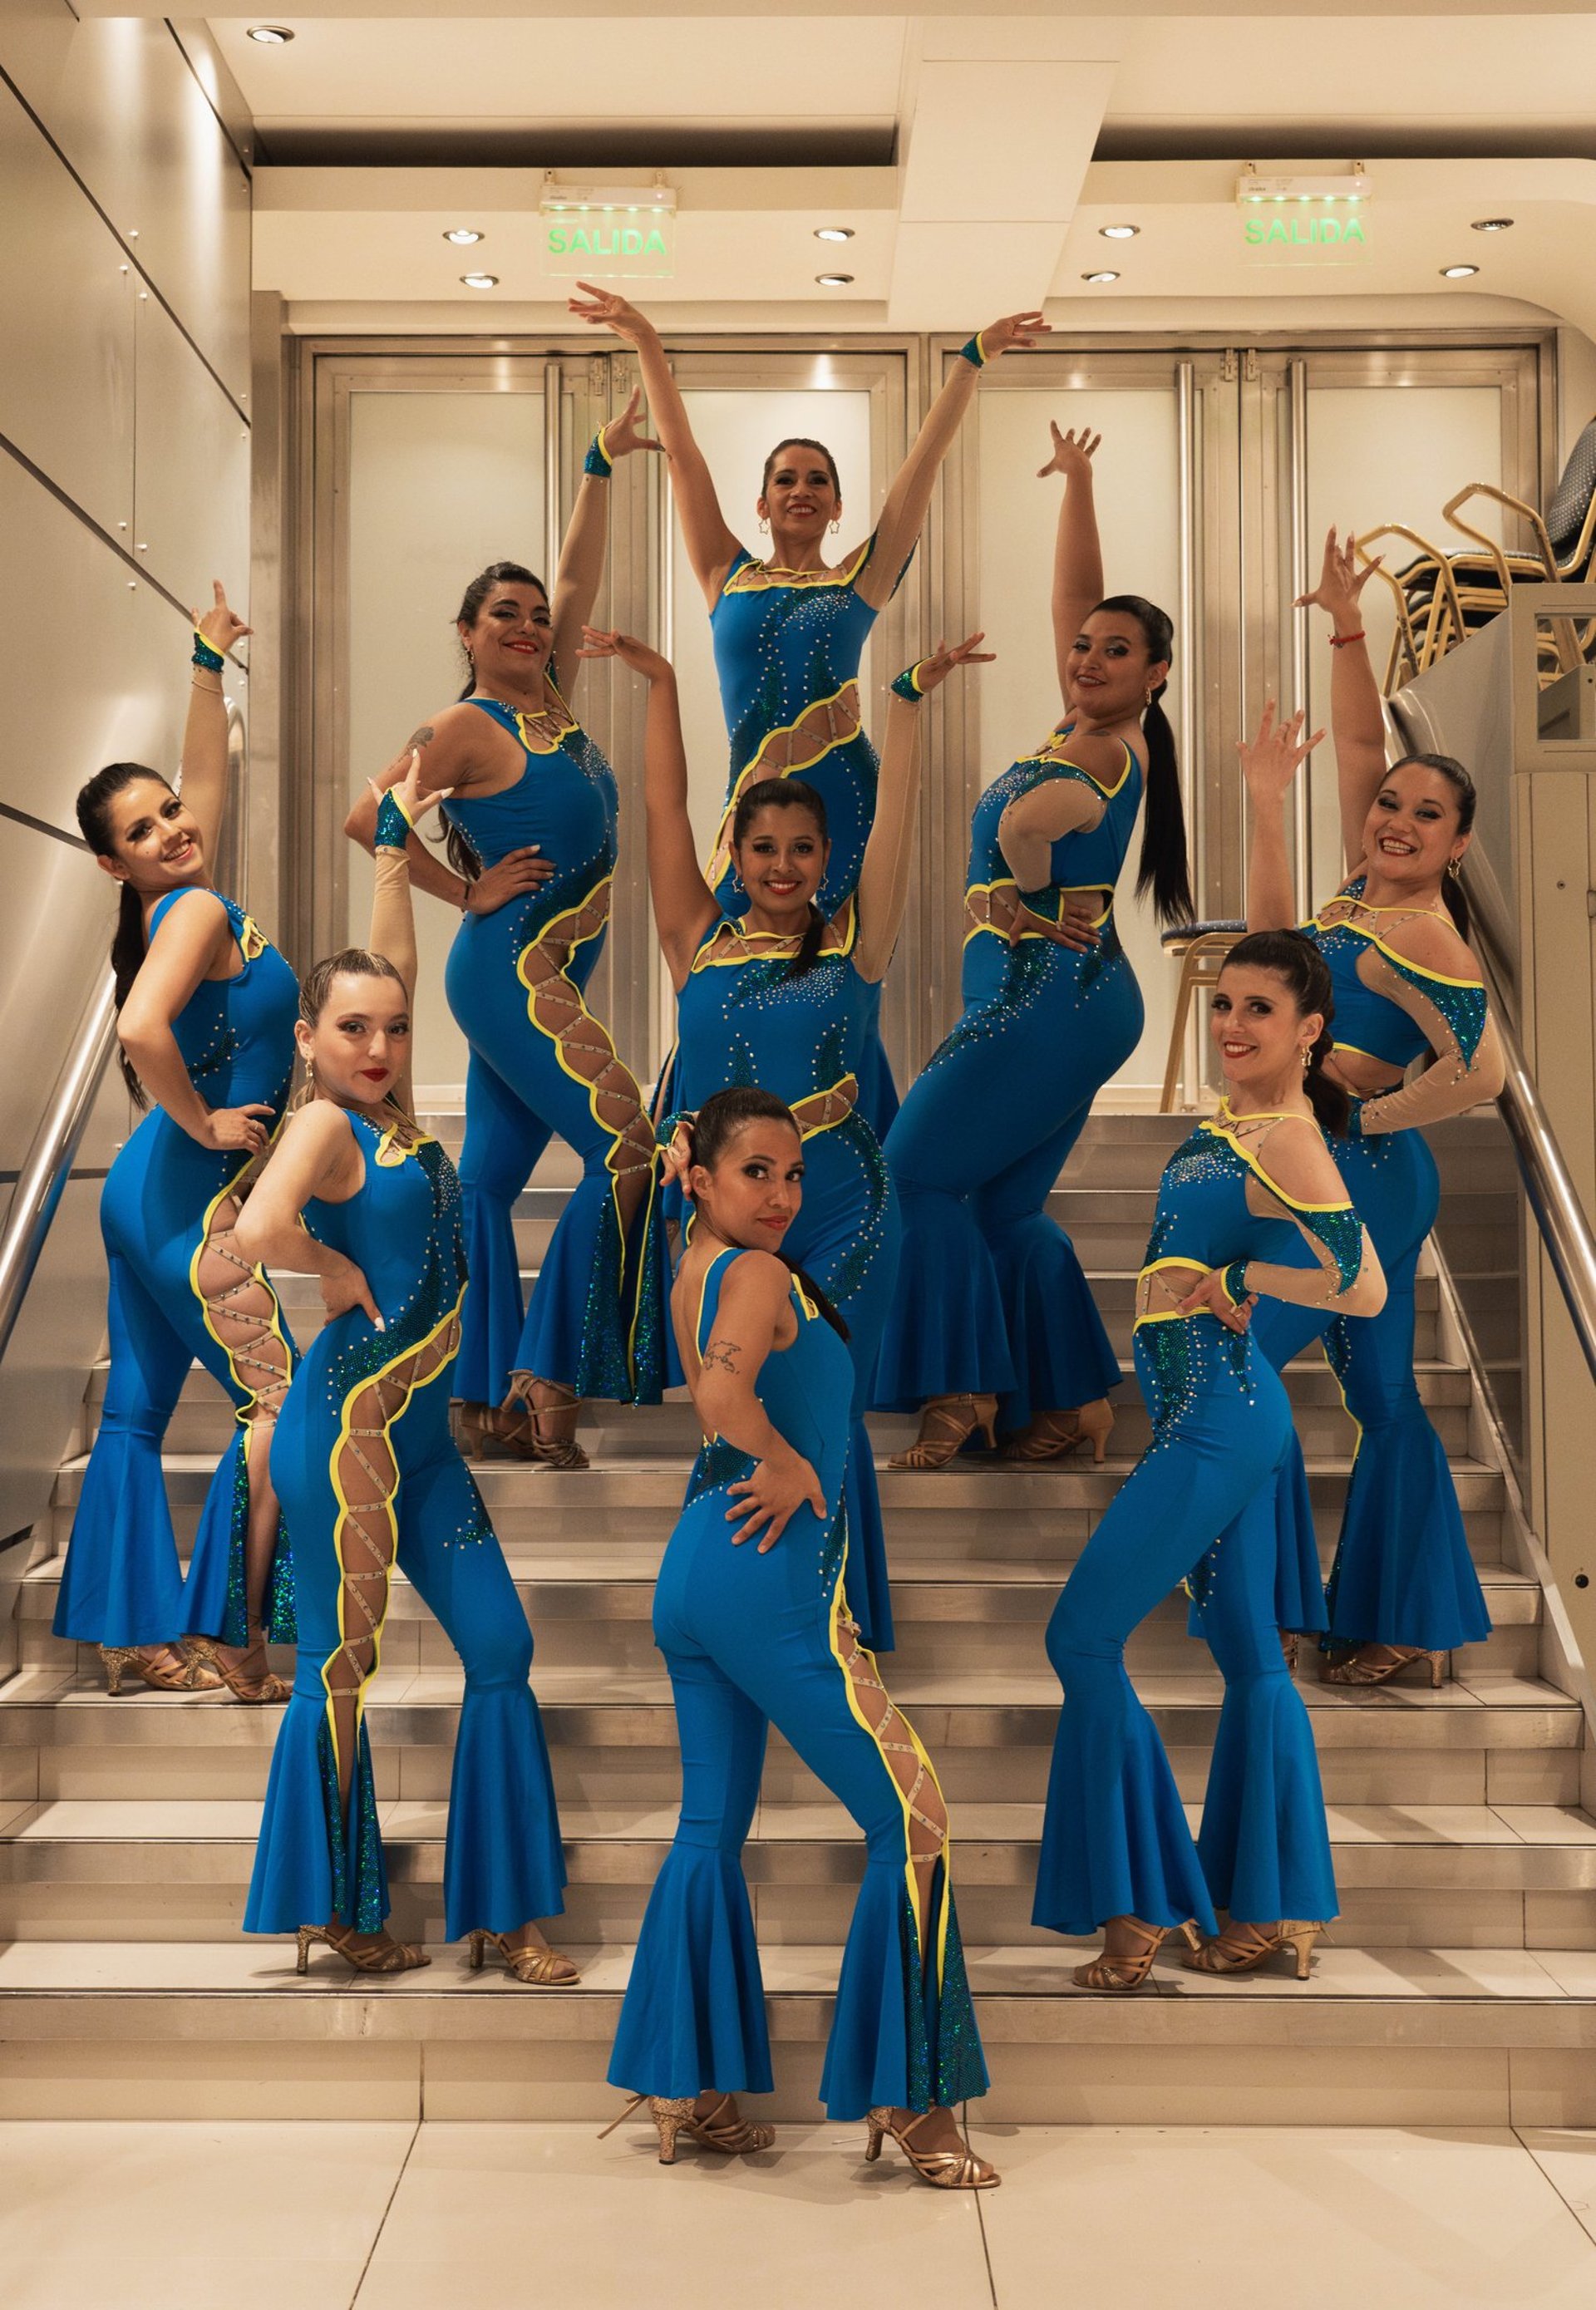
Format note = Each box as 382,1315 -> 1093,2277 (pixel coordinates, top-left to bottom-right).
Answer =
817,1497 -> 848,1598
318,1712 -> 385,1933
897,1864 -> 988,2114
1301,1200 -> 1366,1292
1076,907 -> 1122,997
264,1509 -> 296,1641
1135,1315 -> 1251,1439
1382,950 -> 1489,1065
899,1884 -> 932,2114
931,1881 -> 989,2110
685,1435 -> 757,1505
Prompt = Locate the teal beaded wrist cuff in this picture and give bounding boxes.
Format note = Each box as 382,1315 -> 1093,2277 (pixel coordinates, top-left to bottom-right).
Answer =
1221,1260 -> 1251,1310
891,663 -> 929,701
373,791 -> 414,850
584,426 -> 614,480
958,332 -> 989,369
191,630 -> 225,673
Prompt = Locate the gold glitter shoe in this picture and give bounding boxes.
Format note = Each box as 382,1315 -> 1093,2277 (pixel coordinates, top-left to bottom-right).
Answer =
1183,1919 -> 1326,1982
99,1644 -> 224,1697
295,1923 -> 431,1975
466,1928 -> 580,1987
1322,1643 -> 1446,1689
1073,1915 -> 1202,1992
185,1635 -> 291,1705
864,2107 -> 1000,2189
599,2091 -> 774,2165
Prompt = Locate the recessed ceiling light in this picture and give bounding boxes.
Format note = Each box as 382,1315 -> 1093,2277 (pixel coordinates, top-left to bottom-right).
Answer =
1440,264 -> 1479,279
1100,224 -> 1139,240
444,228 -> 484,247
1471,218 -> 1515,233
246,24 -> 293,42
815,227 -> 854,244
815,272 -> 854,288
460,273 -> 499,289
1082,270 -> 1120,284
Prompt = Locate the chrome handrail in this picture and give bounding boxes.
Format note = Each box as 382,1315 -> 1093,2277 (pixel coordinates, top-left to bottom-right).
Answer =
0,978 -> 118,1367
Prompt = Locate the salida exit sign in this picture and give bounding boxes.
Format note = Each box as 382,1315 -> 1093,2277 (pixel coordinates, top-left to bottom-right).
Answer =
541,185 -> 676,278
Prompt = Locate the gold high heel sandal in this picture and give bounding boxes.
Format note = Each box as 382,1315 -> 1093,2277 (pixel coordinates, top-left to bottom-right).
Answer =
295,1923 -> 431,1975
864,2108 -> 1000,2190
1322,1643 -> 1446,1690
505,1379 -> 591,1471
99,1644 -> 223,1697
888,1393 -> 998,1471
600,2091 -> 776,2165
467,1928 -> 581,1987
1074,1916 -> 1203,1993
997,1398 -> 1115,1468
455,1401 -> 544,1462
1184,1918 -> 1326,1982
184,1635 -> 292,1706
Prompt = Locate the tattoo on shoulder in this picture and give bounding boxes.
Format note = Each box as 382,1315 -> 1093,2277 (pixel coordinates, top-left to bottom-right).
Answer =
406,725 -> 435,751
701,1337 -> 741,1375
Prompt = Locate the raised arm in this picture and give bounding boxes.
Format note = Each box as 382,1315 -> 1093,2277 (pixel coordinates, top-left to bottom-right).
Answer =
117,889 -> 273,1155
569,283 -> 741,603
689,1251 -> 827,1551
180,582 -> 252,861
1239,702 -> 1324,930
1294,527 -> 1387,873
1352,914 -> 1505,1135
855,637 -> 993,982
579,626 -> 719,987
1035,424 -> 1104,701
857,312 -> 1049,612
549,388 -> 663,685
345,722 -> 554,919
369,756 -> 452,1116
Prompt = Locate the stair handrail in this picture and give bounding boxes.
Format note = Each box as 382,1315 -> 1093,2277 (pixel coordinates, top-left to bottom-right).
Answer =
0,976 -> 119,1368
1460,859 -> 1596,1391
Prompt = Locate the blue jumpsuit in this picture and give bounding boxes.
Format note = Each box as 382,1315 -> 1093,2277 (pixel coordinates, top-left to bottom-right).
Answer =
244,1107 -> 565,1942
608,1246 -> 988,2120
441,692 -> 660,1411
706,533 -> 907,1135
1249,885 -> 1494,1652
672,901 -> 899,1652
875,732 -> 1142,1427
1034,1110 -> 1354,1938
54,889 -> 298,1652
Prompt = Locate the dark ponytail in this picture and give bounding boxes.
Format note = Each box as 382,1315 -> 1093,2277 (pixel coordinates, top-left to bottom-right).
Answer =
685,1086 -> 850,1340
1093,594 -> 1193,926
76,761 -> 175,1106
1388,751 -> 1477,939
1221,928 -> 1351,1137
446,559 -> 549,884
729,778 -> 831,978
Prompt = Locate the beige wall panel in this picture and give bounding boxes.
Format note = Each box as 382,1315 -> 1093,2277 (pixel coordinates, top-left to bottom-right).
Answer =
0,78 -> 134,538
132,289 -> 251,614
0,10 -> 250,408
0,818 -> 123,1173
0,456 -> 192,837
0,1176 -> 106,1542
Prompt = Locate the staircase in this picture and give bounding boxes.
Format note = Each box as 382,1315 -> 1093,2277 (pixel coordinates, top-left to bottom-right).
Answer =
2,1111 -> 1594,2127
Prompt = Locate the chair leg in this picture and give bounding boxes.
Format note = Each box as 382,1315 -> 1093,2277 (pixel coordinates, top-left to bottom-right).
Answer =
1160,958 -> 1195,1113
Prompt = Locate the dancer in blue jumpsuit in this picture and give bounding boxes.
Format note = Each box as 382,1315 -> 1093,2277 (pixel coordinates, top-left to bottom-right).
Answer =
876,425 -> 1195,1467
572,281 -> 1048,1133
605,1088 -> 995,2188
58,590 -> 297,1702
1239,533 -> 1505,1678
239,768 -> 571,1983
1035,928 -> 1385,1990
347,395 -> 663,1469
586,624 -> 988,1652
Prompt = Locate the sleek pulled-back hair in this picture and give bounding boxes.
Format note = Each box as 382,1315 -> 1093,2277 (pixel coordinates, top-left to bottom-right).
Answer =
76,761 -> 180,1105
1220,927 -> 1351,1136
1088,594 -> 1194,928
729,777 -> 831,979
446,559 -> 549,882
761,437 -> 841,502
684,1086 -> 849,1341
298,946 -> 406,1031
1385,751 -> 1477,938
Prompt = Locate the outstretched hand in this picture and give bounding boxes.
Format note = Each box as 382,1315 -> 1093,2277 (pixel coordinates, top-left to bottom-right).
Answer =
603,385 -> 663,461
977,311 -> 1052,358
1037,422 -> 1101,482
569,281 -> 652,342
193,579 -> 251,660
578,624 -> 674,682
911,633 -> 995,693
1236,700 -> 1323,806
1295,525 -> 1382,623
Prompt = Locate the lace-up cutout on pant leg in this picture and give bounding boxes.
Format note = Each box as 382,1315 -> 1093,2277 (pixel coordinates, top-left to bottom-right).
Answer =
835,1612 -> 949,1926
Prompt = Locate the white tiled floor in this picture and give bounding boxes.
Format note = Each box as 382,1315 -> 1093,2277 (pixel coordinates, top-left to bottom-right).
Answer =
2,2121 -> 1595,2308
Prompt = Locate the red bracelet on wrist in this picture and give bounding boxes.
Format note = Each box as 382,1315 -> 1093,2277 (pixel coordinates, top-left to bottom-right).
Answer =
1328,629 -> 1367,649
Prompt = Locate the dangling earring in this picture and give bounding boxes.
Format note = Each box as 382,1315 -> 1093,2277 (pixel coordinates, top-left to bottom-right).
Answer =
1446,855 -> 1462,879
758,516 -> 770,535
1300,1046 -> 1313,1073
829,518 -> 840,535
731,868 -> 743,893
